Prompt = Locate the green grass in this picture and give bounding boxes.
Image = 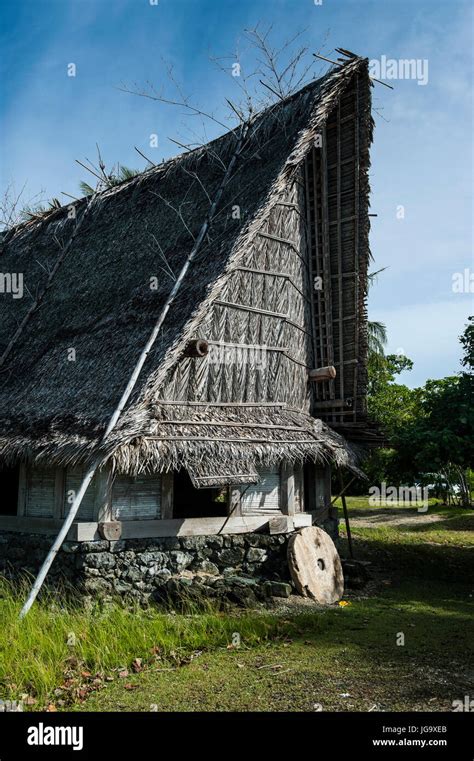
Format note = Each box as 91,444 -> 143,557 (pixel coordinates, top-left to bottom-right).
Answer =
337,502 -> 474,581
1,500 -> 473,712
0,582 -> 280,707
77,579 -> 473,712
334,495 -> 451,513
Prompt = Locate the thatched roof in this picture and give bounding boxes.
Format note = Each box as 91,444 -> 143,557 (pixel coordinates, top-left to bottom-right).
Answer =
0,56 -> 372,478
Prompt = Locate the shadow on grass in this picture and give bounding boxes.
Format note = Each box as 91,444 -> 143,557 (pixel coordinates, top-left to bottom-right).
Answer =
396,515 -> 474,534
339,533 -> 473,582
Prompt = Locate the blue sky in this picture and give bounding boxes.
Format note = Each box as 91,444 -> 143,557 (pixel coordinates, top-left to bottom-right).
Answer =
0,0 -> 472,387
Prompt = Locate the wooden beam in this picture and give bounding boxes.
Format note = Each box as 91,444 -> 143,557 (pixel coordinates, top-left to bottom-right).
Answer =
152,420 -> 312,432
308,365 -> 337,381
156,401 -> 288,407
213,299 -> 288,320
269,515 -> 295,534
229,268 -> 310,303
0,512 -> 312,541
0,516 -> 64,535
315,398 -> 350,409
183,338 -> 209,358
207,340 -> 289,352
145,436 -> 320,444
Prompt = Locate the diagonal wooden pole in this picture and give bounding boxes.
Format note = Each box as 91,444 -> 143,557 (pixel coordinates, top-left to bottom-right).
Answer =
19,123 -> 250,619
338,469 -> 354,559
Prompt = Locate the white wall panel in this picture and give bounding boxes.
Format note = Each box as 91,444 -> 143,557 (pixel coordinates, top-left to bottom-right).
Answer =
111,475 -> 162,520
240,468 -> 281,515
25,469 -> 55,518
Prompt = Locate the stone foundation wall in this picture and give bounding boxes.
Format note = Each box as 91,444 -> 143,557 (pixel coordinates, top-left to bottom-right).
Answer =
0,531 -> 298,606
0,512 -> 338,606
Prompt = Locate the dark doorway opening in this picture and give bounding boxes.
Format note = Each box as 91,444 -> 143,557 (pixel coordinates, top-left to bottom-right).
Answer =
0,465 -> 20,515
173,470 -> 228,519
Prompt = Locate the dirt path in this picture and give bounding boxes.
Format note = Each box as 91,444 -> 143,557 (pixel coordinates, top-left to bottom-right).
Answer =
347,508 -> 447,528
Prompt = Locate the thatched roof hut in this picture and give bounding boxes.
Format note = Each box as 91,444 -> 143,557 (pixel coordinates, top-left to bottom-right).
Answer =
0,56 -> 374,550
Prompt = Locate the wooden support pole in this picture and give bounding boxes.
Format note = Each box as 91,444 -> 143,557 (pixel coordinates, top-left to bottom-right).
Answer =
338,470 -> 354,559
161,472 -> 174,520
281,463 -> 296,516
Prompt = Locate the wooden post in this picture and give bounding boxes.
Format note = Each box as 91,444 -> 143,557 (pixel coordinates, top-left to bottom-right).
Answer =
294,466 -> 304,513
17,464 -> 27,517
94,466 -> 112,523
54,469 -> 65,521
161,472 -> 174,520
228,486 -> 242,517
314,463 -> 331,524
281,463 -> 296,516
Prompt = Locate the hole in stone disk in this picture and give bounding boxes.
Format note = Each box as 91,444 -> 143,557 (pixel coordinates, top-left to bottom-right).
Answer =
317,558 -> 325,571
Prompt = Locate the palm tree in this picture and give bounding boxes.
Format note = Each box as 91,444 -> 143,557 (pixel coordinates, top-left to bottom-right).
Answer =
367,269 -> 388,362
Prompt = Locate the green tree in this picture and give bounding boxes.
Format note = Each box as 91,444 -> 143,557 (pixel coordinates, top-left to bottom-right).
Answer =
392,317 -> 473,506
362,353 -> 420,488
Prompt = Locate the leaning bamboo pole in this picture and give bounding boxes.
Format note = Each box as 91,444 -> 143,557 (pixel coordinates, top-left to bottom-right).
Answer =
19,121 -> 250,619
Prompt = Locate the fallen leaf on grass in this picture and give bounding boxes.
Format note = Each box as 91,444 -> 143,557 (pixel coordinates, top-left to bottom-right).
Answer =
132,658 -> 143,673
118,669 -> 129,679
124,683 -> 140,691
338,601 -> 352,608
46,704 -> 57,712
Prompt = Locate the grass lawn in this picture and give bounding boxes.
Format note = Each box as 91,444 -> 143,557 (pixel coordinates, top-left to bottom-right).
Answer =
1,500 -> 472,712
77,579 -> 473,713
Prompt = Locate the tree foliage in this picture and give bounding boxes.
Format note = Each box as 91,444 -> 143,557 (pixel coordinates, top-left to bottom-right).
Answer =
364,318 -> 473,505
